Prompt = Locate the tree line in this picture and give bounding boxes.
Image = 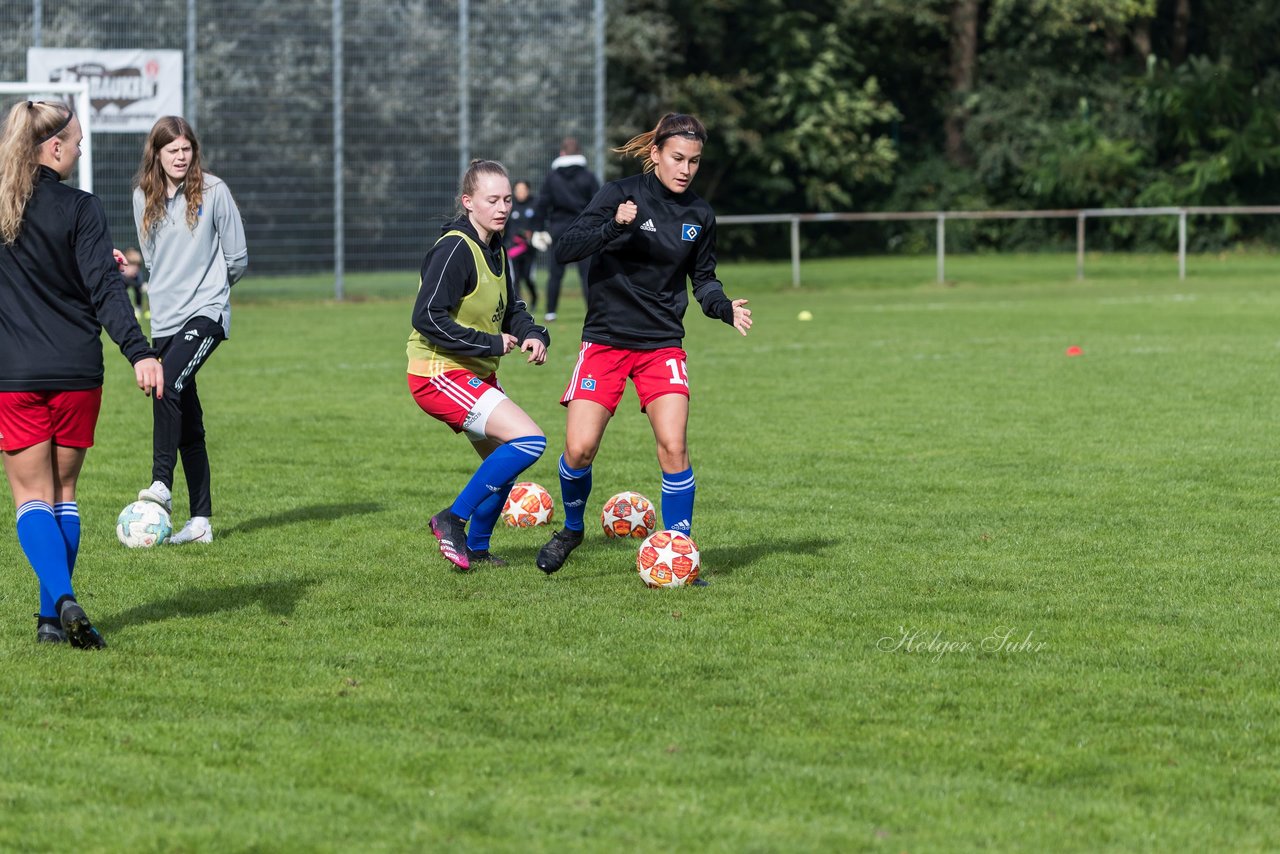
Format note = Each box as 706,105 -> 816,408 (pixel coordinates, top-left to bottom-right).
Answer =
607,0 -> 1280,252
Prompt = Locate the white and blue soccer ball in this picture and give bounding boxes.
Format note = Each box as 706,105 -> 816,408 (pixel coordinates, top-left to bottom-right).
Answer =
116,500 -> 172,548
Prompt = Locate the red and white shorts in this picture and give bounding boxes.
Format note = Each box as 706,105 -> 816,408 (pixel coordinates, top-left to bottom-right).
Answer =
0,388 -> 103,452
560,343 -> 689,414
408,370 -> 507,439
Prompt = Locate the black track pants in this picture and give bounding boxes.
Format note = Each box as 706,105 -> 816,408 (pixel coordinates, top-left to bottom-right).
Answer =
151,315 -> 225,517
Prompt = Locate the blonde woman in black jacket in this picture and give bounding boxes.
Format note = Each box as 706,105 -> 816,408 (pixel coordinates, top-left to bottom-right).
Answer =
0,99 -> 163,648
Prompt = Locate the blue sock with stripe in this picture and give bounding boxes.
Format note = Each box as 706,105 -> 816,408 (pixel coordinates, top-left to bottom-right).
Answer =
661,467 -> 695,535
558,455 -> 592,532
17,501 -> 74,615
451,436 -> 546,520
467,480 -> 514,552
56,502 -> 81,573
39,502 -> 81,618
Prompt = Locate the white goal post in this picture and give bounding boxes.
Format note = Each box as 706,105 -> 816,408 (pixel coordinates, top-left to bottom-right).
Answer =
0,81 -> 93,193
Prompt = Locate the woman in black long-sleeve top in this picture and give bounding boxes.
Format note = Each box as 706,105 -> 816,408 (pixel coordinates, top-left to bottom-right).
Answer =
535,113 -> 754,578
0,99 -> 164,648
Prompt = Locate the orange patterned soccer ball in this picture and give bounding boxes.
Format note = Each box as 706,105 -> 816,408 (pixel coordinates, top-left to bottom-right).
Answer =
601,491 -> 657,539
636,529 -> 701,588
501,482 -> 555,527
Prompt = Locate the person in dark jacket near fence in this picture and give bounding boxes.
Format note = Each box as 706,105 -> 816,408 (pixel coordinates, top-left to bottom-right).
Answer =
0,99 -> 164,648
505,179 -> 538,309
533,113 -> 753,578
407,159 -> 550,571
530,137 -> 599,321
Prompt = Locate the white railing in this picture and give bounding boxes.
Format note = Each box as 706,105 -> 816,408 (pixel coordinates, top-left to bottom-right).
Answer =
0,82 -> 93,192
717,206 -> 1280,286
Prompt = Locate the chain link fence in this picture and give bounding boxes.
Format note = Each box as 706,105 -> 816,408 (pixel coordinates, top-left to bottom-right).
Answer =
1,0 -> 604,290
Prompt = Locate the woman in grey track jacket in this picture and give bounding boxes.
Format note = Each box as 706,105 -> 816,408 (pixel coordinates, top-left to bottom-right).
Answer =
132,116 -> 248,546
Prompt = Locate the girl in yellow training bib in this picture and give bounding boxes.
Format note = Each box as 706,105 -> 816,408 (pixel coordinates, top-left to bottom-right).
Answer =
407,159 -> 550,571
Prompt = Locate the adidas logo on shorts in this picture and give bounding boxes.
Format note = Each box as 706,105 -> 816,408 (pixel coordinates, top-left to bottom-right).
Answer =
640,219 -> 656,232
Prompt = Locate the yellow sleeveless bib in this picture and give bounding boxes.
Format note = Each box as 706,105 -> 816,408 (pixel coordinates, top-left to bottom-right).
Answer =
407,230 -> 507,378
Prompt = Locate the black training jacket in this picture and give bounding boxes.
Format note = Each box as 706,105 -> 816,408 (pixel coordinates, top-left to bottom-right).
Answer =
555,171 -> 734,350
411,217 -> 550,358
0,166 -> 155,391
533,161 -> 600,238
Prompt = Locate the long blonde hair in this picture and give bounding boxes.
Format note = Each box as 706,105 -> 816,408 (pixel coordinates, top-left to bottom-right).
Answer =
0,99 -> 75,245
612,113 -> 708,173
135,116 -> 205,236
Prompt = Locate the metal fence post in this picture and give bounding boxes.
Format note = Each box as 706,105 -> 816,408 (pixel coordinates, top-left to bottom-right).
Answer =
458,0 -> 470,173
1076,213 -> 1085,280
332,0 -> 344,300
186,0 -> 197,126
593,0 -> 605,181
936,214 -> 945,283
790,217 -> 801,287
1178,210 -> 1187,281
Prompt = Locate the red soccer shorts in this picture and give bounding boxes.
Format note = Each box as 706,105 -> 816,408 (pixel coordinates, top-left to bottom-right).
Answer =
560,343 -> 689,414
408,370 -> 507,438
0,388 -> 103,452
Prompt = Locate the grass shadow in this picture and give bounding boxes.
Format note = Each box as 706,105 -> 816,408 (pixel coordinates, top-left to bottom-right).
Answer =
532,536 -> 843,582
700,537 -> 842,576
104,577 -> 319,632
219,502 -> 383,538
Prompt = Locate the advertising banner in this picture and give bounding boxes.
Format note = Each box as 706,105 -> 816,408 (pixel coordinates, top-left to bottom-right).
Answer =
27,48 -> 183,133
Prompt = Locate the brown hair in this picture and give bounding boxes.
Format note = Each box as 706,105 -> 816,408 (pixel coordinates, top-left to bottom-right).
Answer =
135,116 -> 205,236
612,113 -> 708,173
0,100 -> 76,245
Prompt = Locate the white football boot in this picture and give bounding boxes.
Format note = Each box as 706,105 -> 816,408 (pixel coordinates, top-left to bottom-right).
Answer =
138,481 -> 172,513
169,516 -> 213,545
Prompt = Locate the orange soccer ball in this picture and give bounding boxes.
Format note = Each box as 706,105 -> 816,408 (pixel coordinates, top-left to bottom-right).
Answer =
501,482 -> 555,527
601,491 -> 657,539
636,529 -> 701,588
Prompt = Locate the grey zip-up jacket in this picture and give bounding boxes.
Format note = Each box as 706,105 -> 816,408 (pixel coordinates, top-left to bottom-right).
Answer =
133,173 -> 247,339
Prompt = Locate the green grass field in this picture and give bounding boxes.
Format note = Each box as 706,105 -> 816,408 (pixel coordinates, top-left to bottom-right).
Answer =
3,252 -> 1279,851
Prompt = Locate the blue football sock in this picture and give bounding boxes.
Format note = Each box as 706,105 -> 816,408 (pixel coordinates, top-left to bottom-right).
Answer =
467,480 -> 514,552
559,455 -> 593,532
39,502 -> 81,618
55,502 -> 81,573
17,501 -> 74,612
661,467 -> 696,535
38,583 -> 56,620
451,435 -> 546,520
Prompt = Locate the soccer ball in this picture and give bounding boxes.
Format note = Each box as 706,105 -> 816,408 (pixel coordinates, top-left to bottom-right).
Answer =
601,491 -> 657,539
636,529 -> 701,588
116,500 -> 172,548
501,481 -> 555,527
